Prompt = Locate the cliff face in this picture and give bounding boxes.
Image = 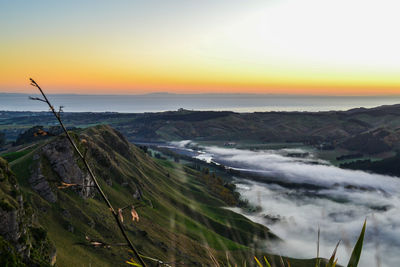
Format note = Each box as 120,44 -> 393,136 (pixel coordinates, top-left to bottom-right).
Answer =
27,126 -> 136,204
28,137 -> 95,203
0,157 -> 56,266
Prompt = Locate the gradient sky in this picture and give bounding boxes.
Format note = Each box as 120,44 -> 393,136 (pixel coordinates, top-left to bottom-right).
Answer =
1,0 -> 400,95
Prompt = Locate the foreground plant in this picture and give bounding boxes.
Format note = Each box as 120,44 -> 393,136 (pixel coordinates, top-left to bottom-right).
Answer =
255,220 -> 366,267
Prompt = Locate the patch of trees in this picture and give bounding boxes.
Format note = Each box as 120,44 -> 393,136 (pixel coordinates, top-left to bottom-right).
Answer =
154,153 -> 166,160
0,132 -> 5,148
14,126 -> 49,146
336,153 -> 363,161
340,131 -> 391,154
197,168 -> 240,206
138,145 -> 148,153
14,126 -> 77,146
340,153 -> 400,177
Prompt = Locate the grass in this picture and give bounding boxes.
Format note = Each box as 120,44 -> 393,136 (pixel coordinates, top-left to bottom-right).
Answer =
6,125 -> 286,266
4,124 -> 369,267
0,146 -> 36,163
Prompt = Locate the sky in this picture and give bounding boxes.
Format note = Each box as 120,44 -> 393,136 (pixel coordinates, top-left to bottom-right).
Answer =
1,0 -> 400,95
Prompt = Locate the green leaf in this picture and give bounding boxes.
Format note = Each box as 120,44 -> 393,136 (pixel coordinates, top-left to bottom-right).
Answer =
326,240 -> 340,267
254,256 -> 263,267
347,220 -> 366,267
125,258 -> 142,266
263,256 -> 272,267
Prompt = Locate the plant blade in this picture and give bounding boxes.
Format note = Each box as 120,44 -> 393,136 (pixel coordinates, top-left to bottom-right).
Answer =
279,256 -> 286,267
347,220 -> 366,267
263,256 -> 272,267
326,240 -> 341,267
254,256 -> 263,267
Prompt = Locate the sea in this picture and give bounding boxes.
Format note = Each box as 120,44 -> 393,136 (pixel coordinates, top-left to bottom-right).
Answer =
1,93 -> 400,113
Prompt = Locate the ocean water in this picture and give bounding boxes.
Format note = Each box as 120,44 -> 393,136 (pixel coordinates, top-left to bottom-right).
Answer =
1,93 -> 400,112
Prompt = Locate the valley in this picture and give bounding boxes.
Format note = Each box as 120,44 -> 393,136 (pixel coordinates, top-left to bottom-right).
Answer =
1,105 -> 399,266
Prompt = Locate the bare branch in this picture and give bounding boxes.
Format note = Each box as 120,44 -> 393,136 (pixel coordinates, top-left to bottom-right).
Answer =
29,96 -> 47,103
120,203 -> 145,211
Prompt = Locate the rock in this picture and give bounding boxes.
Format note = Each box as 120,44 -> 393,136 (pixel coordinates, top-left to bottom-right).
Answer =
33,137 -> 95,200
0,209 -> 19,242
0,158 -> 56,265
29,166 -> 57,203
133,187 -> 142,200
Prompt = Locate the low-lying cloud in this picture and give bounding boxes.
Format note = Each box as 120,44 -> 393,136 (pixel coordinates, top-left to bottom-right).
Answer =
193,145 -> 400,267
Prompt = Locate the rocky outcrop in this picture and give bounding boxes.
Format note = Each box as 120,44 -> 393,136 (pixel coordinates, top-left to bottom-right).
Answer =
29,154 -> 57,203
29,137 -> 95,202
0,158 -> 28,256
0,157 -> 56,266
0,205 -> 29,256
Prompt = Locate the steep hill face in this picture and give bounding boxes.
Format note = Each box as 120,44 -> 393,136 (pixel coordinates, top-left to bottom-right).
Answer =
0,157 -> 56,266
5,125 -> 280,266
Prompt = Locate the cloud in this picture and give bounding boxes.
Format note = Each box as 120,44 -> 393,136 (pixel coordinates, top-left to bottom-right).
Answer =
170,140 -> 193,148
204,146 -> 400,193
197,145 -> 400,267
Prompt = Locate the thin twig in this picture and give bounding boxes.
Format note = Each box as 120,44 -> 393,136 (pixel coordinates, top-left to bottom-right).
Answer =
120,203 -> 146,211
29,78 -> 147,267
29,96 -> 47,103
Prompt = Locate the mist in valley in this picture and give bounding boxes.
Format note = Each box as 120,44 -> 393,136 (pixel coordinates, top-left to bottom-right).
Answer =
173,141 -> 400,267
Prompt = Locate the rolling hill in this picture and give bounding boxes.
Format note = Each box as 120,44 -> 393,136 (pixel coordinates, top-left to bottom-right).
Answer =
0,125 -> 322,266
2,104 -> 400,155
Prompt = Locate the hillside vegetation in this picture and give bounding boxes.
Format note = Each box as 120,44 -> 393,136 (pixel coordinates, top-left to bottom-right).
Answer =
2,104 -> 400,155
0,125 -> 323,266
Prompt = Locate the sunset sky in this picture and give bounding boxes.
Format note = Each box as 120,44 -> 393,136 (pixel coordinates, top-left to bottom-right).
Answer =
1,0 -> 400,95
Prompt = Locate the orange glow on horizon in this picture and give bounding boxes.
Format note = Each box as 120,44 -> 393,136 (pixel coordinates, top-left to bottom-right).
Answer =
1,51 -> 400,95
2,1 -> 400,96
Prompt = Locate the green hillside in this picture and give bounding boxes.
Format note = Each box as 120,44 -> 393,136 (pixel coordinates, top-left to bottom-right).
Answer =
0,125 -> 322,266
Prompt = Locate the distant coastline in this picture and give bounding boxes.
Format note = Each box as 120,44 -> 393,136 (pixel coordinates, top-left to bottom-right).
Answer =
1,93 -> 400,113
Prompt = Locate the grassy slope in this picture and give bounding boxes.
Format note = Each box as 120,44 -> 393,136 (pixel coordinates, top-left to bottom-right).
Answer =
5,125 -> 319,267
